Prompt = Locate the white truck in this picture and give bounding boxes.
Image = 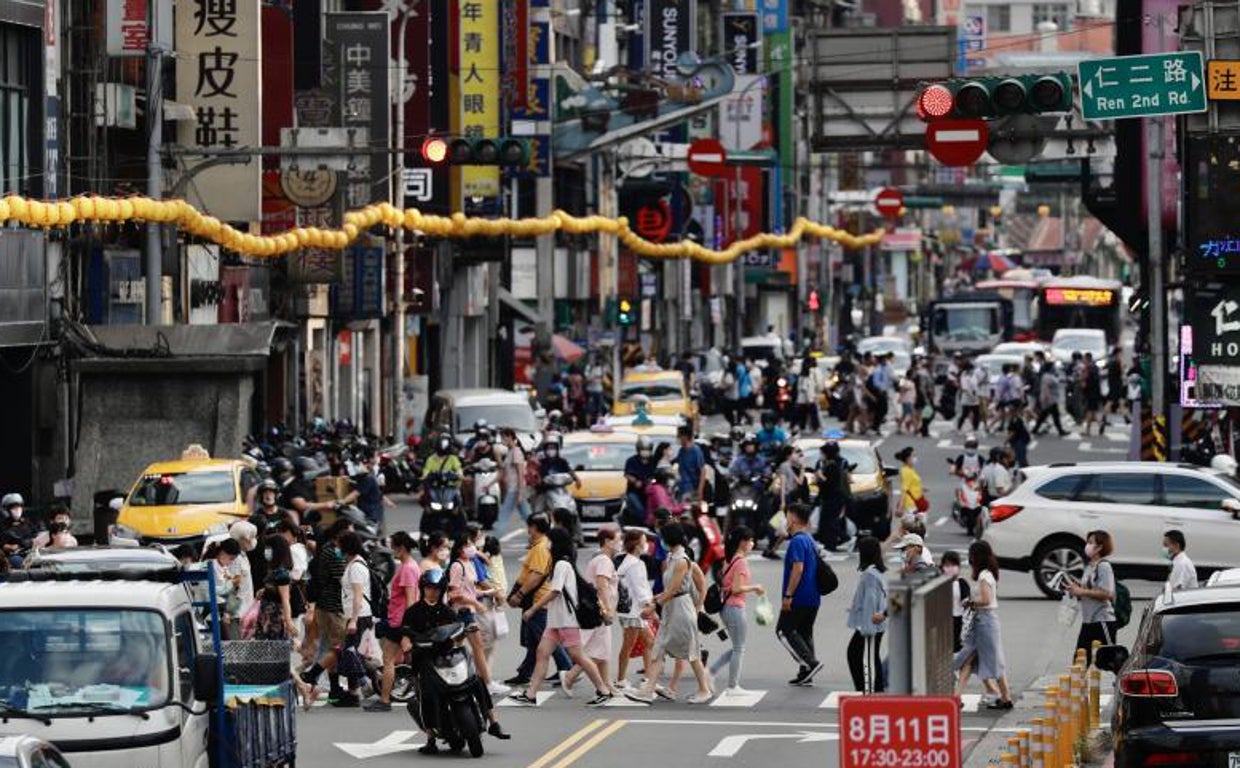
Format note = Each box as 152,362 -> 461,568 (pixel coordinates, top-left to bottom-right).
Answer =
0,566 -> 295,768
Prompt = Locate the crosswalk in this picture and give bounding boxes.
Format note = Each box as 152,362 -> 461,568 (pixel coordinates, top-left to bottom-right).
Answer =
932,429 -> 1129,454
311,687 -> 1110,713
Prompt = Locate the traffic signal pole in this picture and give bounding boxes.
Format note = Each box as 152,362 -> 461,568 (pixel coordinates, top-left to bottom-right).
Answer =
1148,17 -> 1168,441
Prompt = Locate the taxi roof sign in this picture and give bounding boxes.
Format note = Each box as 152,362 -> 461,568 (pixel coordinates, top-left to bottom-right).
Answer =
181,444 -> 211,461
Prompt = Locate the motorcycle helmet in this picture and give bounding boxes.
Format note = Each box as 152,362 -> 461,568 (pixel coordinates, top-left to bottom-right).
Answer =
475,426 -> 492,444
655,466 -> 677,485
435,435 -> 454,455
419,567 -> 446,591
270,457 -> 293,481
543,432 -> 564,453
635,435 -> 653,455
294,456 -> 326,480
473,418 -> 489,433
761,412 -> 777,427
964,435 -> 979,451
740,433 -> 758,452
1,493 -> 22,510
258,479 -> 280,495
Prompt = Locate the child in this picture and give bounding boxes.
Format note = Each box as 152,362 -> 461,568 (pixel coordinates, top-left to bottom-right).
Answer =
940,551 -> 970,653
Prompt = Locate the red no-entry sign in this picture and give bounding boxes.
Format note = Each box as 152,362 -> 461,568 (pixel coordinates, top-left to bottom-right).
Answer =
687,139 -> 729,178
925,119 -> 990,167
874,188 -> 904,220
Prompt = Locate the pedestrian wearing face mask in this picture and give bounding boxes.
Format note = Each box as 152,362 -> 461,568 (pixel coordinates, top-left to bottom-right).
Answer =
1163,529 -> 1198,592
0,494 -> 33,557
418,533 -> 451,574
895,447 -> 926,521
1065,529 -> 1116,665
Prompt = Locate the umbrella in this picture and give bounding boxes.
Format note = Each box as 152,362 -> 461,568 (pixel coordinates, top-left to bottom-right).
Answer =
972,251 -> 1017,272
550,334 -> 586,363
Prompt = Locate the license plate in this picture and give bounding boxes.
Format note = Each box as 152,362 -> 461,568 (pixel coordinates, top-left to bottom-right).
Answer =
582,505 -> 607,519
1230,753 -> 1240,768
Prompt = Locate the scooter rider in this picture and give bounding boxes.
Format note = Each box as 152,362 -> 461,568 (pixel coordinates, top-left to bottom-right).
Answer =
537,433 -> 583,539
422,436 -> 465,535
623,436 -> 658,526
951,435 -> 985,477
400,567 -> 510,755
755,412 -> 788,455
250,480 -> 298,532
279,457 -> 339,526
728,435 -> 772,532
0,493 -> 33,550
463,420 -> 491,454
465,427 -> 497,464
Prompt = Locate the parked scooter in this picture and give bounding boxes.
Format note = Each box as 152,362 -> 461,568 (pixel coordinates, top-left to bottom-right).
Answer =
407,621 -> 488,758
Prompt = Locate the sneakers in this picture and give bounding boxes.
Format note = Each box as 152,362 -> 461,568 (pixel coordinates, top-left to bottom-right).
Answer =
503,674 -> 530,686
362,699 -> 392,712
687,691 -> 714,705
612,679 -> 630,690
790,661 -> 824,687
559,671 -> 575,699
586,691 -> 614,707
723,686 -> 753,696
330,694 -> 360,708
623,688 -> 655,704
487,721 -> 512,739
654,685 -> 677,701
487,682 -> 512,697
508,692 -> 537,706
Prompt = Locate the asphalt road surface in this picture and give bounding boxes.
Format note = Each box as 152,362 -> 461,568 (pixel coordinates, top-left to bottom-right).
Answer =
298,413 -> 1152,768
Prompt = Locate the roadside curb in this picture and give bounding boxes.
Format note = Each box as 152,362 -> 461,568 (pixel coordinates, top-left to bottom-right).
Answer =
964,674 -> 1114,767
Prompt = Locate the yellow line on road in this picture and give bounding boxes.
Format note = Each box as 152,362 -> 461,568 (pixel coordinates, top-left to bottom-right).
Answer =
545,719 -> 628,768
525,718 -> 608,768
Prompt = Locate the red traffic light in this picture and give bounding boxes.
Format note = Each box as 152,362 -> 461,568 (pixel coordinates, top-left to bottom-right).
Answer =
917,84 -> 954,121
421,137 -> 448,165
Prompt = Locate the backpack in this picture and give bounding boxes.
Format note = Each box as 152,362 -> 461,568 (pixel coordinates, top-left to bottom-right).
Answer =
363,561 -> 390,626
1113,580 -> 1132,629
566,569 -> 603,630
703,558 -> 738,615
812,541 -> 840,596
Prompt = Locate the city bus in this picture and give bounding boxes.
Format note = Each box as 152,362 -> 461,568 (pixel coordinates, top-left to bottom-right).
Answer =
975,278 -> 1041,341
1033,276 -> 1124,345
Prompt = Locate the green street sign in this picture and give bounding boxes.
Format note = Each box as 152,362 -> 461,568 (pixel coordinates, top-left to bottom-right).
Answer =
1078,52 -> 1206,120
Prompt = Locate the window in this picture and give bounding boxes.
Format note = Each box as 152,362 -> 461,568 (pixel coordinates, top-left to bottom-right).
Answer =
987,5 -> 1011,32
240,468 -> 259,495
127,471 -> 237,506
1032,3 -> 1071,29
1161,475 -> 1234,510
1036,474 -> 1088,501
174,612 -> 197,704
0,26 -> 37,196
1075,473 -> 1157,505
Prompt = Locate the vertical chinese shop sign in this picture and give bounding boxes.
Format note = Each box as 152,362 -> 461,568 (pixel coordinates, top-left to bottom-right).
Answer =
176,0 -> 262,221
326,13 -> 392,210
457,0 -> 500,200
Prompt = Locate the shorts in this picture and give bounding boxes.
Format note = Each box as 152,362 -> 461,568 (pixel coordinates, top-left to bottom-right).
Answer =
581,625 -> 613,661
543,626 -> 583,647
619,616 -> 646,629
376,621 -> 403,643
316,609 -> 347,654
901,403 -> 914,418
457,608 -> 479,632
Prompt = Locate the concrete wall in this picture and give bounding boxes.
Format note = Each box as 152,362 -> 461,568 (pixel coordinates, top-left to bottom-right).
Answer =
71,372 -> 256,518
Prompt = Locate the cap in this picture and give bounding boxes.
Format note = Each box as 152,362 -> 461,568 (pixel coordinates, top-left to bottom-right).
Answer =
893,533 -> 925,550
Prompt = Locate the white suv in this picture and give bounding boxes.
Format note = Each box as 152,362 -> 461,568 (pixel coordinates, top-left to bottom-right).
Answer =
983,462 -> 1240,597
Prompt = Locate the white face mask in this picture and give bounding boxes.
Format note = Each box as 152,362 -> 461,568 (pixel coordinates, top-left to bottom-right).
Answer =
8,508 -> 21,521
463,545 -> 478,560
437,548 -> 450,563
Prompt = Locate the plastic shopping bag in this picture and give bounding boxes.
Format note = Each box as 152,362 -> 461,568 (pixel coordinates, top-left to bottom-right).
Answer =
1058,594 -> 1080,627
755,596 -> 774,627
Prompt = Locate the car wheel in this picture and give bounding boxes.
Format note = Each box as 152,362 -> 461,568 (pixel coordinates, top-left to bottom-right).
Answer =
1033,538 -> 1086,599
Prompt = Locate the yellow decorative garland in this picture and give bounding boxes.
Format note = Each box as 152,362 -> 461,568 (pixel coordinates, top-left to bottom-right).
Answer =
0,195 -> 884,264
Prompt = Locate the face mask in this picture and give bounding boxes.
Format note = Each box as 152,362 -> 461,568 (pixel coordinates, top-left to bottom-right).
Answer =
638,449 -> 651,458
438,548 -> 450,563
942,564 -> 960,578
263,547 -> 273,561
463,545 -> 478,560
965,449 -> 976,457
1161,546 -> 1174,561
8,508 -> 20,521
1084,543 -> 1097,559
547,447 -> 559,458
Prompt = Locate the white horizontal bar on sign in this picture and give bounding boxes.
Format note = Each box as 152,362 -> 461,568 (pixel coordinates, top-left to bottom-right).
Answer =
934,129 -> 982,142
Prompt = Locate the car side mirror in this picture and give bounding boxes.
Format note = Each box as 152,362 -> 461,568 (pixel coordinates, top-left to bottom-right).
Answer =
193,653 -> 220,703
1093,644 -> 1129,674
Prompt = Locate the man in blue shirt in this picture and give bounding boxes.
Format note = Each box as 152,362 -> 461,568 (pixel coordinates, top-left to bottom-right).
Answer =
778,503 -> 823,685
755,412 -> 789,452
674,425 -> 706,500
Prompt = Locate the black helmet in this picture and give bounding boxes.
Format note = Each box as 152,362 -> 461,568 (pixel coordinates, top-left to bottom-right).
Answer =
761,411 -> 777,426
294,456 -> 325,479
258,479 -> 280,494
472,418 -> 489,433
655,465 -> 677,484
419,567 -> 446,590
436,435 -> 453,455
476,426 -> 492,443
271,457 -> 293,480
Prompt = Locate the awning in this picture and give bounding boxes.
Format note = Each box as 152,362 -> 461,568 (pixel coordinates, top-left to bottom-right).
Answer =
881,229 -> 923,252
71,321 -> 294,373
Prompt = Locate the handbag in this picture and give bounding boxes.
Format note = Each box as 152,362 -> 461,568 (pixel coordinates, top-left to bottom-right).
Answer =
768,510 -> 787,534
337,645 -> 367,681
697,611 -> 720,634
914,494 -> 930,513
492,609 -> 510,639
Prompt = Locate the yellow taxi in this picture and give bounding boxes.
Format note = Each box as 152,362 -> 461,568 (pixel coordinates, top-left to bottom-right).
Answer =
794,435 -> 896,539
561,424 -> 676,531
612,370 -> 698,424
116,446 -> 260,545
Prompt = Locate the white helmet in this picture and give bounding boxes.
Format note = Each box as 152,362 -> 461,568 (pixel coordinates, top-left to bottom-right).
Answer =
1,493 -> 23,509
1211,454 -> 1238,476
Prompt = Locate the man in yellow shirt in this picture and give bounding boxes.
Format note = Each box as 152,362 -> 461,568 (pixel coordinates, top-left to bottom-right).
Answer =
504,514 -> 571,686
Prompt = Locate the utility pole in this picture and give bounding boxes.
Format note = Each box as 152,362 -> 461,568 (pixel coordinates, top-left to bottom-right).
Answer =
534,5 -> 560,347
1148,15 -> 1168,447
144,0 -> 163,326
392,9 -> 410,441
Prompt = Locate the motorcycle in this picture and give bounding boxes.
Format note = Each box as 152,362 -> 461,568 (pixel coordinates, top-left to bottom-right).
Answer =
379,443 -> 418,494
465,458 -> 501,530
774,376 -> 795,422
826,371 -> 850,421
406,621 -> 488,758
422,472 -> 463,538
539,472 -> 582,545
950,466 -> 985,538
726,473 -> 770,535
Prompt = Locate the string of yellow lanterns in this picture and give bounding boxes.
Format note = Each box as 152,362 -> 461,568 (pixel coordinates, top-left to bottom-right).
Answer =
0,195 -> 885,265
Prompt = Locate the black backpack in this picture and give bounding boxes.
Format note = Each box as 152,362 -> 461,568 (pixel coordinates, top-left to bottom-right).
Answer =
562,564 -> 602,629
812,541 -> 840,596
364,561 -> 390,625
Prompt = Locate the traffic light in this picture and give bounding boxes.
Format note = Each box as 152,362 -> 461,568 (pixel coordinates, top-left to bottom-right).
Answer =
421,137 -> 449,164
916,73 -> 1073,120
437,137 -> 531,166
617,298 -> 636,326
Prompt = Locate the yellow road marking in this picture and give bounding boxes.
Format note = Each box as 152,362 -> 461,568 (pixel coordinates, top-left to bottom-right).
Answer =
525,718 -> 608,768
545,719 -> 628,768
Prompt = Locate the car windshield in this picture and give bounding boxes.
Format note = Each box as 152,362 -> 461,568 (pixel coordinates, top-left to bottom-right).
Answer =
619,383 -> 683,402
562,442 -> 630,471
840,445 -> 878,474
1148,606 -> 1240,664
128,471 -> 235,506
0,609 -> 170,714
455,404 -> 537,433
1052,334 -> 1106,357
934,307 -> 998,341
859,338 -> 908,355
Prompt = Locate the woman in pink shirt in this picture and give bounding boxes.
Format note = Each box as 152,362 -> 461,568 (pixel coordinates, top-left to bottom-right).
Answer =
448,535 -> 496,691
707,526 -> 765,695
366,531 -> 420,713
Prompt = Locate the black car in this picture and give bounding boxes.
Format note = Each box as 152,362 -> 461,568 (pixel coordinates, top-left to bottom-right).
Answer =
1098,585 -> 1240,768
